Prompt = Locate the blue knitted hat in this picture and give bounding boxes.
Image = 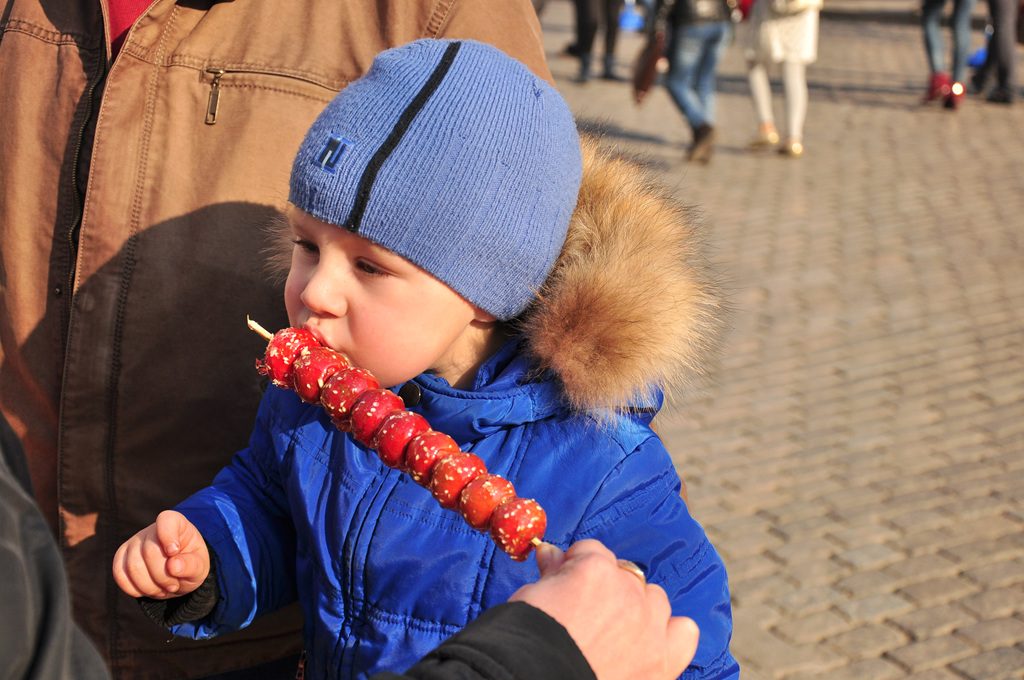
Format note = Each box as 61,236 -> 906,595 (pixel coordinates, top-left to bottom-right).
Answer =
289,39 -> 582,321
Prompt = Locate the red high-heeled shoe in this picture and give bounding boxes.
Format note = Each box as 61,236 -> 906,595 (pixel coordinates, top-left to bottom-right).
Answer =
923,72 -> 952,103
945,81 -> 965,109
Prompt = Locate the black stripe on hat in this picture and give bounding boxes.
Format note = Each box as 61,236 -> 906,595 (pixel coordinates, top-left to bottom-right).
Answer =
345,40 -> 463,233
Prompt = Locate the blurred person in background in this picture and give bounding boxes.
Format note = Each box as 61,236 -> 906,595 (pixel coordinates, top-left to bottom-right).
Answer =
920,0 -> 978,108
743,0 -> 822,157
970,0 -> 1018,102
575,0 -> 628,81
663,0 -> 737,163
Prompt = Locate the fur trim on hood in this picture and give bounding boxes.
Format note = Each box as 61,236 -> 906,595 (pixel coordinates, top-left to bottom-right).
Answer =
518,135 -> 726,414
265,135 -> 726,414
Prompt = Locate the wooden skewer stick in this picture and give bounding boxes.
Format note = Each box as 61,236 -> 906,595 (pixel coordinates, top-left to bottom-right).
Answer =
248,316 -> 547,557
247,316 -> 274,341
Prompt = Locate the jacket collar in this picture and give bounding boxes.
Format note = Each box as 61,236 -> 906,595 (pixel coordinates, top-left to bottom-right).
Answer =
398,338 -> 565,445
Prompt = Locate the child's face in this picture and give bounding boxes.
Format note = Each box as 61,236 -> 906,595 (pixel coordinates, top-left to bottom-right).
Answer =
284,209 -> 496,389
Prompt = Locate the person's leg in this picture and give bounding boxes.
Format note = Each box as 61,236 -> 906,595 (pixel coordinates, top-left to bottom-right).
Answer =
666,23 -> 712,131
603,0 -> 623,56
921,0 -> 949,75
780,59 -> 808,154
747,57 -> 778,147
921,0 -> 956,100
950,0 -> 978,84
694,22 -> 731,127
987,0 -> 1018,99
601,0 -> 626,78
576,0 -> 600,80
972,6 -> 995,94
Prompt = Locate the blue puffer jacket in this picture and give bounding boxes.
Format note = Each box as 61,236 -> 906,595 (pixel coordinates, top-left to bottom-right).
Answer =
173,138 -> 737,680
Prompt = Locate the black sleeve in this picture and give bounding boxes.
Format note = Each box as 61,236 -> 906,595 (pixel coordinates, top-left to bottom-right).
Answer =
370,602 -> 597,680
0,410 -> 111,680
136,548 -> 220,628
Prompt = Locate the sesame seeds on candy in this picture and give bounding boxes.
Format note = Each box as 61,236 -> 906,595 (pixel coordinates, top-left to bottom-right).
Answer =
247,318 -> 547,561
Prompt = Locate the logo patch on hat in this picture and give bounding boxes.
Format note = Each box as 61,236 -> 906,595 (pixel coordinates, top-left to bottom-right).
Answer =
315,136 -> 352,173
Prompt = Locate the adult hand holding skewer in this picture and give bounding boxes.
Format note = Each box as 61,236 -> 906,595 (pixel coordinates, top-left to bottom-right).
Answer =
510,539 -> 700,680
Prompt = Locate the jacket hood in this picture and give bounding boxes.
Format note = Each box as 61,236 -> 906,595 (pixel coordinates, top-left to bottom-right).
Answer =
267,135 -> 726,416
517,135 -> 726,414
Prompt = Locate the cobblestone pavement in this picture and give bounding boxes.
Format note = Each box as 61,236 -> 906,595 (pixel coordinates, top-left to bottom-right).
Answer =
538,2 -> 1024,679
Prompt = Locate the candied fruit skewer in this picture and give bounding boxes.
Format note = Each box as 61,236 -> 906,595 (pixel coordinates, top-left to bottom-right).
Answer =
247,318 -> 546,559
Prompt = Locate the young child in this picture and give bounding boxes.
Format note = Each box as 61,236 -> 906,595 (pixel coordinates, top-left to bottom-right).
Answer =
113,39 -> 737,680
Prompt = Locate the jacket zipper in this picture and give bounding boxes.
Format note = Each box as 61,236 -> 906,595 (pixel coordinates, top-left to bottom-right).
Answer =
204,67 -> 335,125
66,56 -> 109,320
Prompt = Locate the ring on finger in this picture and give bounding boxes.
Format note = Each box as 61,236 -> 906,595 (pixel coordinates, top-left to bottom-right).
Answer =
616,559 -> 646,585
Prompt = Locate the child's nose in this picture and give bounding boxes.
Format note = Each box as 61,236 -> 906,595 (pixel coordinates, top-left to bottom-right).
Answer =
300,267 -> 346,318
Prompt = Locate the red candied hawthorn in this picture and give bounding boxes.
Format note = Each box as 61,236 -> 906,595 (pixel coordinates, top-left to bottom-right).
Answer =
258,327 -> 319,388
458,474 -> 516,531
292,346 -> 350,404
490,498 -> 547,561
320,367 -> 380,431
429,452 -> 488,510
373,410 -> 431,469
349,389 -> 405,448
404,431 -> 461,486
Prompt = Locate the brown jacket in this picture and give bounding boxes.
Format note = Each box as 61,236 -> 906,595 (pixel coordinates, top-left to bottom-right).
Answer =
0,1 -> 550,678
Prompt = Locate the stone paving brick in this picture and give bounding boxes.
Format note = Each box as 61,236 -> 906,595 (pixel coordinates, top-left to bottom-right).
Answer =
724,553 -> 781,582
828,522 -> 902,550
773,585 -> 849,617
898,577 -> 983,608
774,609 -> 854,645
731,574 -> 799,607
836,544 -> 904,570
955,618 -> 1024,651
949,647 -> 1024,680
768,537 -> 840,565
948,472 -> 1023,499
733,617 -> 848,678
782,558 -> 852,589
715,531 -> 787,561
741,602 -> 786,629
939,497 -> 1016,523
963,559 -> 1024,589
827,623 -> 910,660
775,516 -> 839,541
889,509 -> 954,534
881,553 -> 961,584
838,593 -> 917,624
958,588 -> 1024,620
895,517 -> 1023,557
762,499 -> 837,525
725,488 -> 796,515
902,670 -> 965,680
891,604 -> 979,641
796,658 -> 907,680
706,515 -> 775,539
835,570 -> 902,598
885,635 -> 978,672
941,533 -> 1024,565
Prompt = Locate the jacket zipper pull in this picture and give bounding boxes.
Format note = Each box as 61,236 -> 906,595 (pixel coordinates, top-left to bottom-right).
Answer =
205,68 -> 225,125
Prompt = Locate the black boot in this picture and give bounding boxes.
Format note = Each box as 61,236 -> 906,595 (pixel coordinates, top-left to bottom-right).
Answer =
601,54 -> 624,81
687,124 -> 716,163
575,54 -> 593,83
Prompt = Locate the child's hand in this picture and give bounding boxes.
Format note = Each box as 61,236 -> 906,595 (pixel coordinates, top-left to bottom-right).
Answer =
112,510 -> 210,599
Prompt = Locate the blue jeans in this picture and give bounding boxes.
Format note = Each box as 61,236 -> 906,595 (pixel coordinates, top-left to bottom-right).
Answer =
921,0 -> 977,83
665,21 -> 732,132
